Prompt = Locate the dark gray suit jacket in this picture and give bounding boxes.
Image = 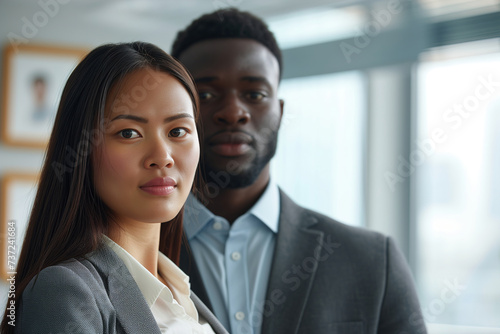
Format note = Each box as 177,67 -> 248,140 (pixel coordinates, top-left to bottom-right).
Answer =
180,190 -> 427,334
17,244 -> 229,334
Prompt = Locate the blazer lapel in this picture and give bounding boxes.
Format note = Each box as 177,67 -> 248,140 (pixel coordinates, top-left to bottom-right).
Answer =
87,245 -> 161,334
261,190 -> 324,334
191,292 -> 229,334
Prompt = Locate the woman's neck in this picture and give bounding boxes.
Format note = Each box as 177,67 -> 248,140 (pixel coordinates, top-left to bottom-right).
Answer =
106,220 -> 162,280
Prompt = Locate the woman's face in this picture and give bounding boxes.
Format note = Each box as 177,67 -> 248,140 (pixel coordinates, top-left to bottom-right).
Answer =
93,69 -> 199,226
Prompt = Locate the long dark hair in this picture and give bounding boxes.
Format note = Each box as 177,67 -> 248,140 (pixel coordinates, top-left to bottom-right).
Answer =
1,42 -> 200,333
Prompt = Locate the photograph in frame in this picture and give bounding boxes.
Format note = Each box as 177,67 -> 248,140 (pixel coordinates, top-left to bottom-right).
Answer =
1,44 -> 87,149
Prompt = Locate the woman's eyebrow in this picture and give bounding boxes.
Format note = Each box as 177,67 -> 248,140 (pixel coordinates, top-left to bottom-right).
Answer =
110,114 -> 147,123
110,112 -> 193,123
163,113 -> 194,123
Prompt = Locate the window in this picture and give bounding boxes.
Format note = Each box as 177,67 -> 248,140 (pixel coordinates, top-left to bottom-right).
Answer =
268,3 -> 500,331
272,71 -> 366,226
418,0 -> 499,19
415,39 -> 500,328
267,6 -> 366,49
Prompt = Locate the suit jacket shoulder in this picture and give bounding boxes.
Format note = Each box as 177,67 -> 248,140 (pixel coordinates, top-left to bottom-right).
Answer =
17,245 -> 228,334
179,190 -> 426,334
17,246 -> 160,334
259,190 -> 426,334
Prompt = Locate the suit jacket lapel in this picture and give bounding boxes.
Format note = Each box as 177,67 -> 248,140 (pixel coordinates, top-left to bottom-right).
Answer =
87,245 -> 162,334
261,190 -> 324,334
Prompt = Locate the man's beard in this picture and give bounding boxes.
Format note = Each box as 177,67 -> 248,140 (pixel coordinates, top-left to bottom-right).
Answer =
200,130 -> 278,189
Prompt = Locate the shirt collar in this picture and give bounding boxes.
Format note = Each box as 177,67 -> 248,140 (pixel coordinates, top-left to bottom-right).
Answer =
184,179 -> 280,239
245,179 -> 280,233
184,193 -> 216,239
102,235 -> 190,308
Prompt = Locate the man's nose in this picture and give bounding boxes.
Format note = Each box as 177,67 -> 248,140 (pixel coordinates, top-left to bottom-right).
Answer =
212,94 -> 250,126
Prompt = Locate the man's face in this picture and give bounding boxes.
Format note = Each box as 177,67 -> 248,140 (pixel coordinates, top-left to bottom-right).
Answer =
178,38 -> 283,188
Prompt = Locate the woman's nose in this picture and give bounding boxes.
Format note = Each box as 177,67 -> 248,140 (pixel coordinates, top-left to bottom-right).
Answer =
144,137 -> 174,169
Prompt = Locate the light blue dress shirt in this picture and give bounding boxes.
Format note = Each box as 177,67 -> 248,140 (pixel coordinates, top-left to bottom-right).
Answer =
184,181 -> 280,334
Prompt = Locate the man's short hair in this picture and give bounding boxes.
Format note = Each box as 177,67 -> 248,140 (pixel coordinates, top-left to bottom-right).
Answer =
171,8 -> 282,79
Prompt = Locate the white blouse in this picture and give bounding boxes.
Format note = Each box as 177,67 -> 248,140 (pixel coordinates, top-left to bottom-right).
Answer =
103,236 -> 216,334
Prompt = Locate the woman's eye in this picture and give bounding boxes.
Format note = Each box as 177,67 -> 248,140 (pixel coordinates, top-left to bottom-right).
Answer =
119,129 -> 140,139
169,128 -> 188,138
199,92 -> 214,101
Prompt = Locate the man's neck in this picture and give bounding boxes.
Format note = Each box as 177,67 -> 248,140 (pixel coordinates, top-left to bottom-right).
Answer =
205,167 -> 270,224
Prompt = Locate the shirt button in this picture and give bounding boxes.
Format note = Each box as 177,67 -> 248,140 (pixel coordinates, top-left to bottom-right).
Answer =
231,251 -> 241,261
212,221 -> 223,230
235,311 -> 245,321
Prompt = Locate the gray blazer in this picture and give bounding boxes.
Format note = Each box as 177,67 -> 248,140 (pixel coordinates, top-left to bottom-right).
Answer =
180,190 -> 427,334
17,244 -> 229,334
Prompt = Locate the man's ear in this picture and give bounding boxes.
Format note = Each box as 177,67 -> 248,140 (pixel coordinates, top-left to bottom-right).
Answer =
276,98 -> 285,130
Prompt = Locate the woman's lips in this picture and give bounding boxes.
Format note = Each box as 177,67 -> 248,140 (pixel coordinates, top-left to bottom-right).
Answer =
140,177 -> 176,196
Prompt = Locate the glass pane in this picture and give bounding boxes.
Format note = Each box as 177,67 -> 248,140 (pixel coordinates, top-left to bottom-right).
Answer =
267,6 -> 366,49
272,71 -> 365,226
416,41 -> 500,328
418,0 -> 499,19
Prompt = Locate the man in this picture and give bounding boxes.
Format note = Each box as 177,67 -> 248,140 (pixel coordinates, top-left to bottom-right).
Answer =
171,8 -> 426,334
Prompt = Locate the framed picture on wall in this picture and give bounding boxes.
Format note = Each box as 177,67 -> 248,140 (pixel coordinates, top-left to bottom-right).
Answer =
0,173 -> 38,280
1,44 -> 87,149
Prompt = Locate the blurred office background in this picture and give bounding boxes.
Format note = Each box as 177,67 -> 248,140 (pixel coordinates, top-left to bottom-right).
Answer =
0,0 -> 499,332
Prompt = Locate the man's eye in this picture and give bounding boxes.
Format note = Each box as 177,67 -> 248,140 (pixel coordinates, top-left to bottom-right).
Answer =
247,92 -> 266,101
169,128 -> 188,138
119,129 -> 140,139
199,92 -> 214,101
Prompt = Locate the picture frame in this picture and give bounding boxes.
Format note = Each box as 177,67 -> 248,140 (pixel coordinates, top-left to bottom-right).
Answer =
0,173 -> 39,280
1,43 -> 88,149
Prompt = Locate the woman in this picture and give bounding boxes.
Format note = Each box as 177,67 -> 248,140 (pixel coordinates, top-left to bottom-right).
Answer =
1,42 -> 227,334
